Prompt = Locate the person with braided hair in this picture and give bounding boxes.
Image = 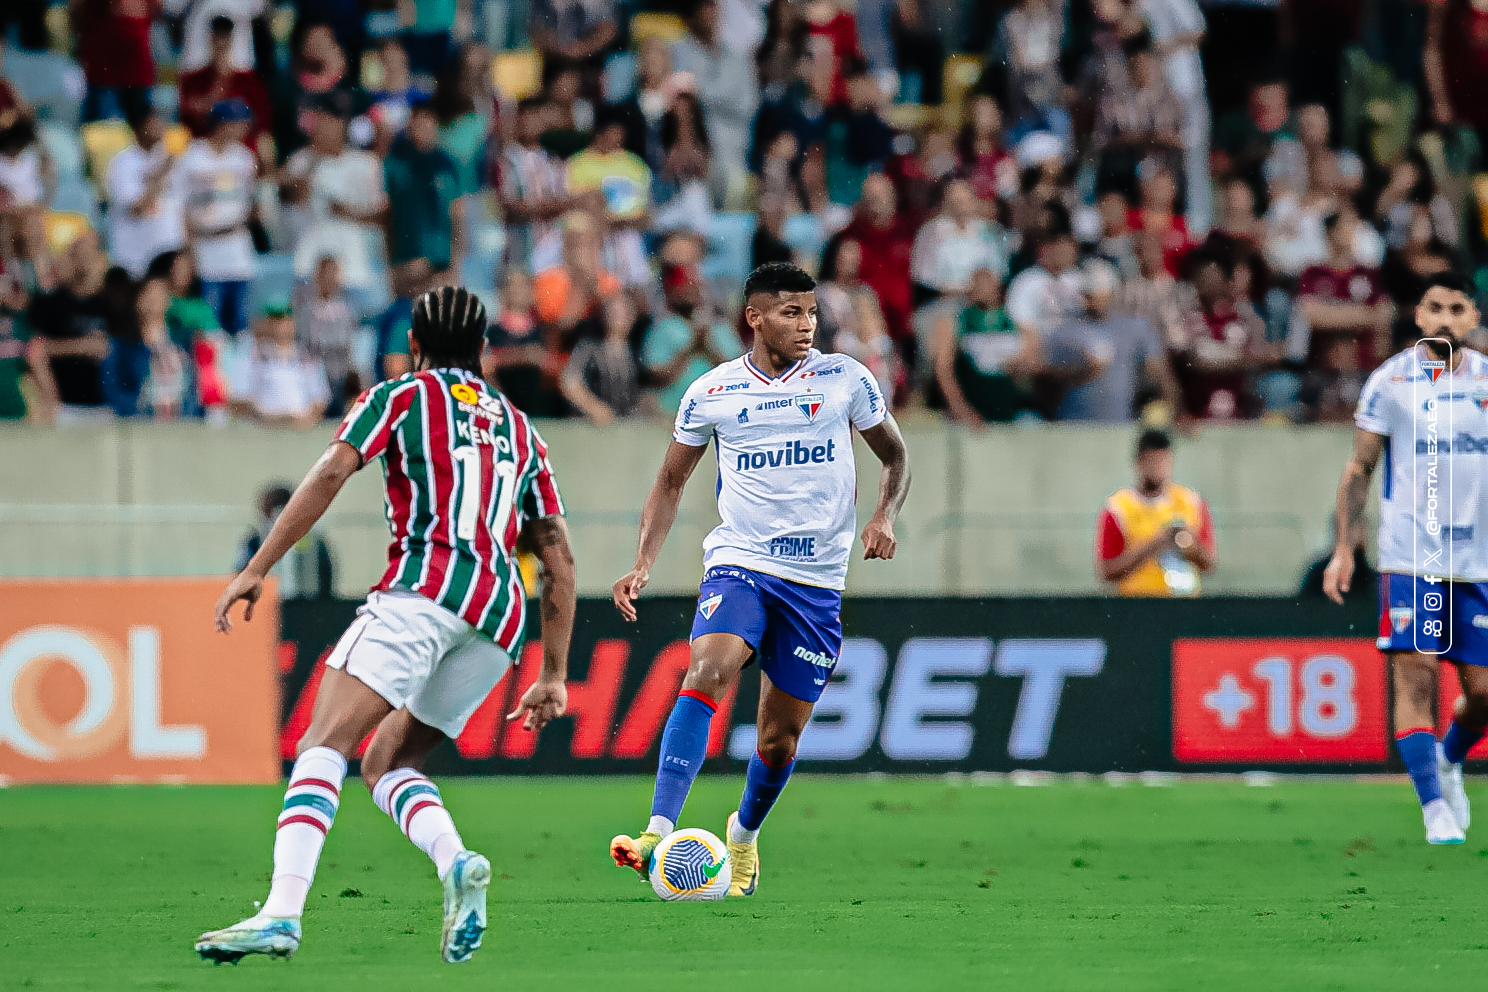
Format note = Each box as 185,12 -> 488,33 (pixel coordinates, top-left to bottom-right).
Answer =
197,285 -> 576,966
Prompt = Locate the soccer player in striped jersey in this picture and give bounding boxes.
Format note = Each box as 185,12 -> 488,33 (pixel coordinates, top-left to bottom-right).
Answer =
608,262 -> 911,895
196,286 -> 575,964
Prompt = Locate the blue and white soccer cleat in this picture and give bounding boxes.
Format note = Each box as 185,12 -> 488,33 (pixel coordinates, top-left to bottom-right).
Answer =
1424,798 -> 1466,845
194,914 -> 300,964
441,850 -> 491,964
1439,743 -> 1471,832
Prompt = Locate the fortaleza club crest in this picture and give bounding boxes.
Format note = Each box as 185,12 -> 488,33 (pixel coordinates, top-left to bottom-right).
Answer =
698,593 -> 723,619
1475,393 -> 1488,412
796,392 -> 823,421
1422,359 -> 1447,384
1391,606 -> 1414,633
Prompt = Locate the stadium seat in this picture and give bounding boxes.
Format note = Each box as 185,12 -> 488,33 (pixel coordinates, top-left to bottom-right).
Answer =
943,55 -> 984,116
492,49 -> 542,100
43,212 -> 92,257
79,120 -> 133,185
604,51 -> 638,103
630,12 -> 687,45
37,123 -> 84,183
701,212 -> 757,286
782,213 -> 825,269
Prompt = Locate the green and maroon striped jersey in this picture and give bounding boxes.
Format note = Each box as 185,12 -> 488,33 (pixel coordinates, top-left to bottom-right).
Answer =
335,368 -> 565,652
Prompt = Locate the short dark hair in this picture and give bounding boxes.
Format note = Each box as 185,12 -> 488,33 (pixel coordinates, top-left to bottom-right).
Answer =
412,286 -> 488,373
1121,28 -> 1154,58
1136,429 -> 1172,456
743,262 -> 816,303
209,14 -> 234,35
1422,270 -> 1476,299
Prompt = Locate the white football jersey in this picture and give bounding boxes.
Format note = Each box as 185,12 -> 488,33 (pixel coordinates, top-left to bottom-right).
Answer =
673,349 -> 888,589
1356,345 -> 1488,580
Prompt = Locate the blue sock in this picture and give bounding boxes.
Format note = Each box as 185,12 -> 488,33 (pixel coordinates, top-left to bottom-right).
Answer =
1443,720 -> 1485,765
650,691 -> 716,826
1397,729 -> 1443,806
737,751 -> 795,832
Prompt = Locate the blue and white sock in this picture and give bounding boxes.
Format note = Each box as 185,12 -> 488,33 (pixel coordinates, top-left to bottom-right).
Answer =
648,690 -> 717,837
731,751 -> 795,844
1397,728 -> 1444,807
1442,720 -> 1485,765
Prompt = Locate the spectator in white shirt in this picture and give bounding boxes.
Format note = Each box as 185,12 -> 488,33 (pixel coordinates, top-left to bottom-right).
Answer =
671,0 -> 760,204
105,108 -> 185,280
1005,205 -> 1084,338
279,92 -> 388,312
168,0 -> 266,72
233,297 -> 330,428
178,99 -> 258,336
912,179 -> 1009,297
1140,0 -> 1210,233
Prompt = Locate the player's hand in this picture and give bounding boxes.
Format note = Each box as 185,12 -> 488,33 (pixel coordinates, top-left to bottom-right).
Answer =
861,515 -> 897,560
613,567 -> 650,622
1321,549 -> 1354,606
507,677 -> 567,733
214,571 -> 265,633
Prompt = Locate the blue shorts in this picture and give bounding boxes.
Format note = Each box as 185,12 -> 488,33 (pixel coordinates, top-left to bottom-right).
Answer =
1378,572 -> 1488,664
690,565 -> 842,703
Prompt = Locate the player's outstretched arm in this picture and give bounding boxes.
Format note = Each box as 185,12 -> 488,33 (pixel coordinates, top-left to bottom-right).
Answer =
213,441 -> 361,632
859,415 -> 911,561
508,515 -> 577,733
612,440 -> 708,621
1324,429 -> 1385,605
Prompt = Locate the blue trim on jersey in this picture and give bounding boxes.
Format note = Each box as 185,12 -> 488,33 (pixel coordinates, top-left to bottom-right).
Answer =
714,435 -> 722,499
690,565 -> 842,703
1381,435 -> 1392,501
1378,572 -> 1488,663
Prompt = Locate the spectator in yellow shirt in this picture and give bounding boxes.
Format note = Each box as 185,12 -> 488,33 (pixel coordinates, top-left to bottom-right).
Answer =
1095,429 -> 1217,596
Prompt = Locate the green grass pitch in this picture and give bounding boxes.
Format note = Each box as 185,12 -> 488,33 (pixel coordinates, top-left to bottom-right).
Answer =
3,776 -> 1487,990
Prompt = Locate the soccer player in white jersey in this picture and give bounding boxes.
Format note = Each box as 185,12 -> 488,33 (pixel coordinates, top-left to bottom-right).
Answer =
608,262 -> 911,894
196,287 -> 575,963
1325,271 -> 1488,844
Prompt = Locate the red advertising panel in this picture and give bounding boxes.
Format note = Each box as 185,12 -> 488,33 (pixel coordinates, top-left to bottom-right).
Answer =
1173,638 -> 1386,763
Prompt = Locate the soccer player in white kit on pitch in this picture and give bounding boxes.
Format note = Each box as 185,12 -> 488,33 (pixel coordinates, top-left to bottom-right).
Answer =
608,262 -> 911,895
1325,271 -> 1488,844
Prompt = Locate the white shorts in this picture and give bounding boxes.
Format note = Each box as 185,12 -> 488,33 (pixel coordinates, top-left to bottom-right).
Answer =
325,589 -> 514,739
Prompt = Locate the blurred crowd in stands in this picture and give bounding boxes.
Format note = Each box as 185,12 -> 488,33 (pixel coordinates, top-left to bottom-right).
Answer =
0,0 -> 1480,430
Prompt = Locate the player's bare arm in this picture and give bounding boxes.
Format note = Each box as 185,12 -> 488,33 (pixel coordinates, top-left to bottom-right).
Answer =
1324,428 -> 1386,605
214,441 -> 362,632
508,515 -> 577,732
612,440 -> 709,621
858,415 -> 911,561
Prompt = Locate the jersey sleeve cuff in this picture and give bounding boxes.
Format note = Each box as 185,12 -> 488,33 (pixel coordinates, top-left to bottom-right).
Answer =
851,409 -> 888,432
672,431 -> 710,447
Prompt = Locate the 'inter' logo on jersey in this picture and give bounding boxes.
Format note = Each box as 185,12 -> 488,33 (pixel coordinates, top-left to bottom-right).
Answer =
796,393 -> 823,421
1422,360 -> 1447,384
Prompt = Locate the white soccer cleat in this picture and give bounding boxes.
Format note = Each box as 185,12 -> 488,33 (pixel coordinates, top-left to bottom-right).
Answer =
1438,743 -> 1471,831
1424,798 -> 1466,845
194,914 -> 300,964
441,850 -> 491,964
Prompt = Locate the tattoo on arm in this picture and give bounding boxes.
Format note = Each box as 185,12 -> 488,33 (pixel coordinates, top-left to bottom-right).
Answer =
1336,431 -> 1385,549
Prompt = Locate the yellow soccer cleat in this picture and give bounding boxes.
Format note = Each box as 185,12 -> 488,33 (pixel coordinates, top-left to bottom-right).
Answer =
725,812 -> 759,897
610,831 -> 662,880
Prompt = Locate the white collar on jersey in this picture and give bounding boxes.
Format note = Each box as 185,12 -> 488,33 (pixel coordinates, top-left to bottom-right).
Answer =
742,351 -> 812,384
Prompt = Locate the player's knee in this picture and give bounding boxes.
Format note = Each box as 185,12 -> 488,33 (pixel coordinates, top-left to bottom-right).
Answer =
1461,688 -> 1488,722
755,728 -> 799,768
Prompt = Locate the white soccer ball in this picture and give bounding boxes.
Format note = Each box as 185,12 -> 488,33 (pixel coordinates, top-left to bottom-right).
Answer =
648,828 -> 732,901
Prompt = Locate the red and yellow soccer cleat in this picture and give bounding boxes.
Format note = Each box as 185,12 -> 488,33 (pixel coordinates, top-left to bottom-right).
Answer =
610,831 -> 662,879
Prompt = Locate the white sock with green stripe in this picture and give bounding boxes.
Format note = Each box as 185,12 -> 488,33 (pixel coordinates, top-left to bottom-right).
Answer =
373,768 -> 466,880
261,746 -> 346,918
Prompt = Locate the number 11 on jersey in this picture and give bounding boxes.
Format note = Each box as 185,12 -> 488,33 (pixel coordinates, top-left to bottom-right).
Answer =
453,447 -> 518,543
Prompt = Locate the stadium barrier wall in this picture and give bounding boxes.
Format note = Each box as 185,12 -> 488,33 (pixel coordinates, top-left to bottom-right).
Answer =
0,423 -> 1359,595
277,594 -> 1444,777
0,578 -> 281,784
